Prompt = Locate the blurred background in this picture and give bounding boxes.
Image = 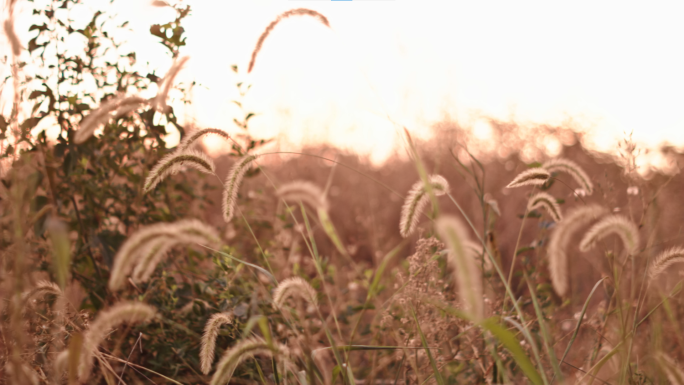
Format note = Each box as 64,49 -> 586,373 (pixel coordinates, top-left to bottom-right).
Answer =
5,0 -> 684,170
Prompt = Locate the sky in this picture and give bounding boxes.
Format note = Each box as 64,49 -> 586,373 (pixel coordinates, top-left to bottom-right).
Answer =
6,0 -> 684,170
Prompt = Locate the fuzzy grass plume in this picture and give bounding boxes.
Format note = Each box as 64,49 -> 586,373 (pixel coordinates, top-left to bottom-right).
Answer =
506,167 -> 551,189
579,214 -> 640,255
248,8 -> 330,73
399,175 -> 450,238
436,215 -> 483,320
223,154 -> 259,223
272,277 -> 318,309
527,192 -> 563,222
200,312 -> 234,375
78,302 -> 157,382
130,233 -> 211,284
547,204 -> 607,297
655,351 -> 684,384
152,56 -> 189,113
648,247 -> 684,280
543,158 -> 593,195
109,219 -> 221,290
277,180 -> 329,212
210,336 -> 288,385
177,128 -> 232,153
75,95 -> 147,144
143,150 -> 216,193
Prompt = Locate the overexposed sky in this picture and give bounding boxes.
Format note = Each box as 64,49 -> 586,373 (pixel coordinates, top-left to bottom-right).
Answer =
6,0 -> 684,168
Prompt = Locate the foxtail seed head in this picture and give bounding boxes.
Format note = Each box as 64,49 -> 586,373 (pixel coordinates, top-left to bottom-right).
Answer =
547,204 -> 607,297
152,56 -> 189,113
222,154 -> 259,223
143,150 -> 216,193
648,247 -> 684,280
276,181 -> 329,212
78,302 -> 156,382
177,128 -> 232,153
248,9 -> 330,73
527,192 -> 563,222
436,215 -> 483,321
579,214 -> 640,255
506,168 -> 550,189
399,175 -> 450,238
273,277 -> 318,309
543,158 -> 593,195
210,336 -> 288,385
200,312 -> 234,375
75,95 -> 147,144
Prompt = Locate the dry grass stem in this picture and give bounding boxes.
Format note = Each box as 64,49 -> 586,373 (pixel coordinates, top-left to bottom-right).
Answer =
248,8 -> 330,73
200,312 -> 234,375
399,175 -> 450,238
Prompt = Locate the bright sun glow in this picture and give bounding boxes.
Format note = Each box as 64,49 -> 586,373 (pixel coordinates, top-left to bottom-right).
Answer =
5,0 -> 684,169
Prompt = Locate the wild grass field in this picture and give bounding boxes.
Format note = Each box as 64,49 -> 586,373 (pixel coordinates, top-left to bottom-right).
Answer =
2,1 -> 684,384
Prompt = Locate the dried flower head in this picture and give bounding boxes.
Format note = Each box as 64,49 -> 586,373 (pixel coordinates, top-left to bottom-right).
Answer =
200,312 -> 234,375
152,56 -> 190,113
506,168 -> 551,189
276,181 -> 329,212
579,214 -> 640,255
75,95 -> 147,144
78,302 -> 156,382
210,337 -> 288,385
272,277 -> 318,309
109,219 -> 221,290
527,192 -> 563,222
222,154 -> 259,223
543,158 -> 593,195
648,247 -> 684,280
547,204 -> 608,297
143,150 -> 216,193
177,128 -> 232,153
436,215 -> 483,320
399,175 -> 450,238
248,9 -> 330,73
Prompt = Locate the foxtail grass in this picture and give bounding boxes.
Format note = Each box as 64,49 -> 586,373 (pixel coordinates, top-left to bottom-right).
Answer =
527,192 -> 563,222
648,247 -> 684,280
506,167 -> 550,189
210,336 -> 289,385
547,204 -> 607,296
78,302 -> 157,382
152,56 -> 189,113
399,175 -> 449,238
130,233 -> 211,283
222,154 -> 259,223
200,312 -> 234,375
579,214 -> 640,255
75,95 -> 147,144
143,150 -> 216,193
109,219 -> 221,290
543,158 -> 593,195
176,128 -> 232,153
276,180 -> 329,212
436,215 -> 483,320
655,351 -> 684,384
272,276 -> 318,309
248,8 -> 330,73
